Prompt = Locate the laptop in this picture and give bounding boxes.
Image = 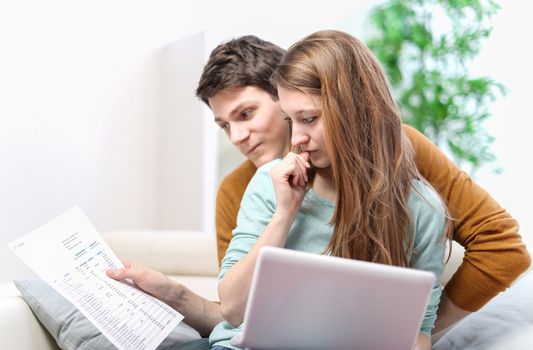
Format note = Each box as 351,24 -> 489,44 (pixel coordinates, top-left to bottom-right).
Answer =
231,246 -> 435,350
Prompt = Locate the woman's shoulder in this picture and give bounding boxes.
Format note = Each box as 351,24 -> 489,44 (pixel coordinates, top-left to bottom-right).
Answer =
242,159 -> 282,197
408,179 -> 446,217
255,158 -> 282,174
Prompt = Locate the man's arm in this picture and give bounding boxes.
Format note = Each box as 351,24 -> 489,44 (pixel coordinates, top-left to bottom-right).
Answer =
215,160 -> 257,266
215,185 -> 238,266
404,124 -> 531,324
107,261 -> 223,337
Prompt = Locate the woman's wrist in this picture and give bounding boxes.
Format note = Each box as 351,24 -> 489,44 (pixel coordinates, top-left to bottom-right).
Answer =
272,207 -> 299,225
269,210 -> 298,243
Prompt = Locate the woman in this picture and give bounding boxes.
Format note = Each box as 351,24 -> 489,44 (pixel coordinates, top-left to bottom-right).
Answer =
214,30 -> 450,350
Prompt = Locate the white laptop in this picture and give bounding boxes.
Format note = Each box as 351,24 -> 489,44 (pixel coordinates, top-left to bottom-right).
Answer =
231,246 -> 435,350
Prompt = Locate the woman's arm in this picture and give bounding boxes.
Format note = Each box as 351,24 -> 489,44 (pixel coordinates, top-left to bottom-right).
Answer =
218,152 -> 310,326
415,332 -> 431,350
218,210 -> 298,326
408,181 -> 447,337
432,291 -> 471,341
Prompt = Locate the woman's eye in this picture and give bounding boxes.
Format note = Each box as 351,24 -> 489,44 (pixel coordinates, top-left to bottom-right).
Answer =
303,116 -> 317,124
283,116 -> 293,124
219,123 -> 229,130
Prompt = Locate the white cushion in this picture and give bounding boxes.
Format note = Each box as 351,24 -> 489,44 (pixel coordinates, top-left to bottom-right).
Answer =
433,271 -> 533,350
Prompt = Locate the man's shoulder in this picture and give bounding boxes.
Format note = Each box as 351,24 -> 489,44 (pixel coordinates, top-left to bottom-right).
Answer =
222,160 -> 257,184
219,160 -> 257,196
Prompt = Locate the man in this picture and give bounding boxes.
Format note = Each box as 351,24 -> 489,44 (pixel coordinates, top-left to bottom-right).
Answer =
109,35 -> 530,347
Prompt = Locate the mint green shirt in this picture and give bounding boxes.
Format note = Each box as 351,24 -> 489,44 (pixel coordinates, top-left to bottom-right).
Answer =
210,160 -> 446,349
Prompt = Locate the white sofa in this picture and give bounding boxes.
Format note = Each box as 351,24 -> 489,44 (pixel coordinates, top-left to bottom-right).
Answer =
0,230 -> 466,350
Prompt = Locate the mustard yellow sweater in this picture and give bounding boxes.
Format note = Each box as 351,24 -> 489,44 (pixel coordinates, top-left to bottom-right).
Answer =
215,124 -> 531,311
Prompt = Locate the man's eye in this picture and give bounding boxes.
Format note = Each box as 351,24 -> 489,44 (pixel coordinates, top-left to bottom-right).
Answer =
283,116 -> 293,124
303,116 -> 317,124
219,123 -> 229,130
241,110 -> 252,119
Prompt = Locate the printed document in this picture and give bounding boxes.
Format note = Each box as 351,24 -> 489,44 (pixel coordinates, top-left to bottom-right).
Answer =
9,207 -> 184,350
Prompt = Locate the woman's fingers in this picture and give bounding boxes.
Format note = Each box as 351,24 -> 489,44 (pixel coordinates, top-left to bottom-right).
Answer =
289,152 -> 310,186
272,151 -> 311,188
286,153 -> 305,186
294,153 -> 310,185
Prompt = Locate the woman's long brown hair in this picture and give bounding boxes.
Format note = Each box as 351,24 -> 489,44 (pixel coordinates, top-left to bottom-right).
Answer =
274,30 -> 450,267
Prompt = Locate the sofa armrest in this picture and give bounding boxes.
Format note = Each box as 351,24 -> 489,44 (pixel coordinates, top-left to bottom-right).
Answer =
0,282 -> 58,350
102,230 -> 219,277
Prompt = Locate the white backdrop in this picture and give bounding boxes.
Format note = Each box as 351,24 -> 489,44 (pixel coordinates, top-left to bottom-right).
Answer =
1,0 -> 531,282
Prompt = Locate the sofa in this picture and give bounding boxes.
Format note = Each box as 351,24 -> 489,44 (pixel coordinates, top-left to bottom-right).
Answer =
0,230 -> 525,350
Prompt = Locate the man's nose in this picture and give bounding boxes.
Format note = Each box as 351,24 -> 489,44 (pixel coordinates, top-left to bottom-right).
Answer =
230,124 -> 250,145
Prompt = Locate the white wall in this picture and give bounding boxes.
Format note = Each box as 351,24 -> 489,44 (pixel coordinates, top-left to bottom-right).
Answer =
0,1 -> 209,281
156,33 -> 205,231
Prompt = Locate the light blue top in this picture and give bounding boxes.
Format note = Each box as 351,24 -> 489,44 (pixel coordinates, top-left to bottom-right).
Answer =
210,159 -> 446,349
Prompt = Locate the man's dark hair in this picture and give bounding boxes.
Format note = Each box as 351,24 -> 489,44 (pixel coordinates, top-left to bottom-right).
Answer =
196,35 -> 286,106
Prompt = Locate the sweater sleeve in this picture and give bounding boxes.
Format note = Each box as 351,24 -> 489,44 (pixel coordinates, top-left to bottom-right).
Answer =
404,124 -> 531,311
215,161 -> 257,267
215,184 -> 238,267
408,181 -> 447,336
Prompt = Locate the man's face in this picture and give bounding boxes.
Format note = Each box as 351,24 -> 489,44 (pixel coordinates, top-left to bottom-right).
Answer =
209,86 -> 290,167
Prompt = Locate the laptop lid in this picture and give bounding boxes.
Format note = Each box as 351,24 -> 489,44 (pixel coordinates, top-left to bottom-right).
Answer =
234,246 -> 435,350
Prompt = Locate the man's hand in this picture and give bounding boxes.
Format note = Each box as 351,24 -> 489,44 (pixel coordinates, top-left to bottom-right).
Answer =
107,261 -> 179,303
107,261 -> 223,337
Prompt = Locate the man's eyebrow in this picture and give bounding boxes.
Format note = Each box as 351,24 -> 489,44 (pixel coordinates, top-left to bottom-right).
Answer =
214,101 -> 257,123
229,101 -> 257,117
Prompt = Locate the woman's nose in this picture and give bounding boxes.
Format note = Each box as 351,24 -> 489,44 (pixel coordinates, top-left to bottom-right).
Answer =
291,133 -> 310,148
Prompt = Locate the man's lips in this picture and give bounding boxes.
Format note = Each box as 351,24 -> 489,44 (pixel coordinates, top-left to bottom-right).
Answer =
246,143 -> 261,154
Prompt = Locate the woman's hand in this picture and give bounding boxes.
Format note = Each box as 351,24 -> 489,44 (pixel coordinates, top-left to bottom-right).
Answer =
270,151 -> 310,216
414,332 -> 431,350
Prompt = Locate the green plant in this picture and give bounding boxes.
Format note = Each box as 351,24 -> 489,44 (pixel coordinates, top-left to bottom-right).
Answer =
367,0 -> 505,173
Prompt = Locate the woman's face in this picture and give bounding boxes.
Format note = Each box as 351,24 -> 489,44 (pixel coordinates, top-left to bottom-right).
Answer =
277,86 -> 330,169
